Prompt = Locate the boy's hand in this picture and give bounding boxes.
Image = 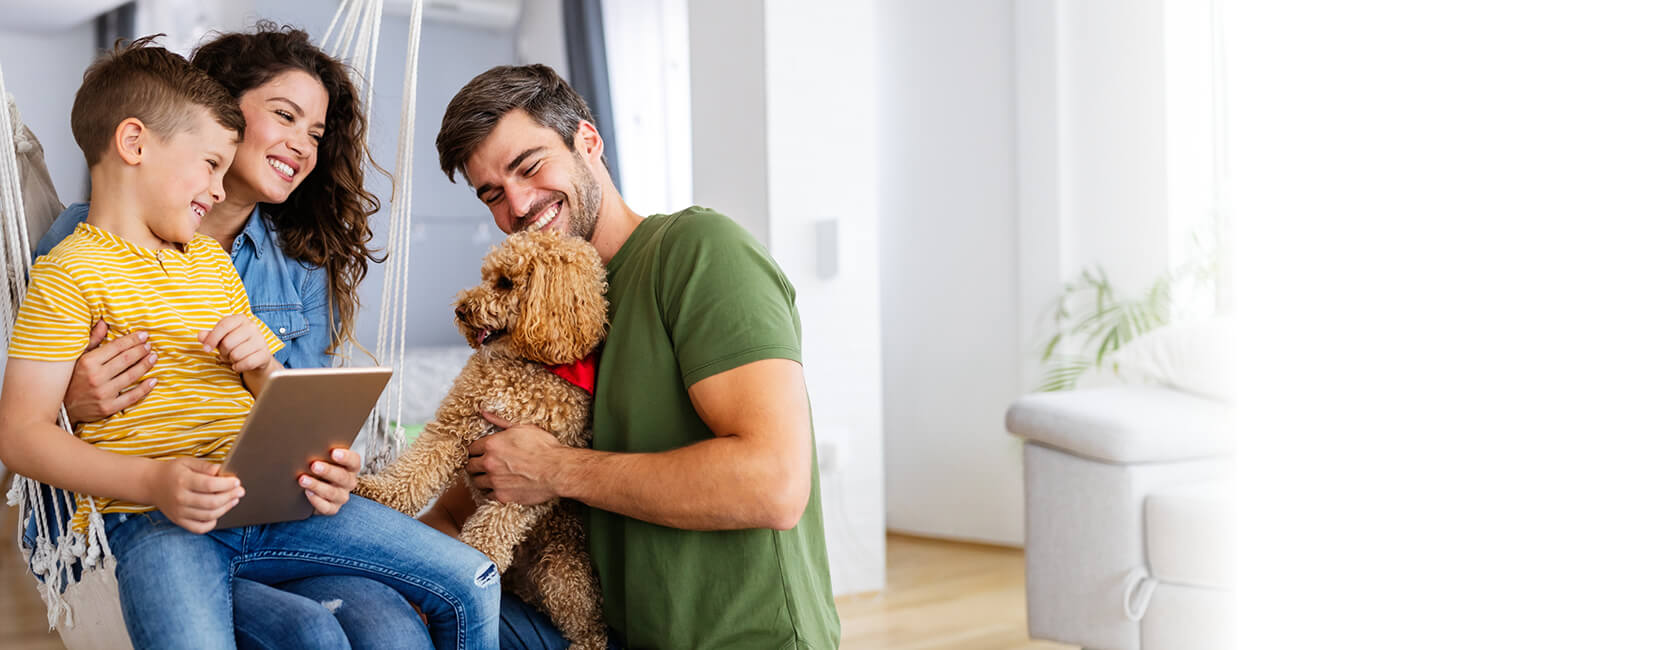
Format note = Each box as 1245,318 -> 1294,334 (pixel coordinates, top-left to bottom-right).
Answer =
145,458 -> 243,534
198,315 -> 273,372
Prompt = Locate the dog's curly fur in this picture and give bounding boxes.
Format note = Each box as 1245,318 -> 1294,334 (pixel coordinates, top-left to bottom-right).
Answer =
354,231 -> 609,650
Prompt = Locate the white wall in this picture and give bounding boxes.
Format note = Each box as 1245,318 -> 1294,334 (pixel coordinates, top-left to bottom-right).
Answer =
764,0 -> 887,599
878,0 -> 1026,546
883,0 -> 1194,545
687,0 -> 768,243
0,22 -> 99,204
1061,0 -> 1169,294
688,0 -> 887,597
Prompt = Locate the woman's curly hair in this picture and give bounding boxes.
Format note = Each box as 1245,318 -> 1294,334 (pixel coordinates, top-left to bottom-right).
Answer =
192,22 -> 384,357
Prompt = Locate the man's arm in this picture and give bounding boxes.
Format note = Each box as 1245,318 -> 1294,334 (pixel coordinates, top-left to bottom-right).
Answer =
468,357 -> 813,531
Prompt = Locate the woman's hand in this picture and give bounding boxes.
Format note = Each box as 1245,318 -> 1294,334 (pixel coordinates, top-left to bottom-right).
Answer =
64,320 -> 157,424
301,447 -> 362,516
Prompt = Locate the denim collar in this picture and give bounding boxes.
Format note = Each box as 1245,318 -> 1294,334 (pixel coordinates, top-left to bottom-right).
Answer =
233,205 -> 272,260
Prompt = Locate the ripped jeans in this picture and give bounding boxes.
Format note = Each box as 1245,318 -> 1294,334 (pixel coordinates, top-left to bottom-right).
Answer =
103,495 -> 500,650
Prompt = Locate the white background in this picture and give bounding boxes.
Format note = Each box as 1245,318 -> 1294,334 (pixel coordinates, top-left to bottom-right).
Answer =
1228,0 -> 1680,646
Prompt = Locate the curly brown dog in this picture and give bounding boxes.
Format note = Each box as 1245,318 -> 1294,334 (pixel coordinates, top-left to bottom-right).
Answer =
355,230 -> 609,650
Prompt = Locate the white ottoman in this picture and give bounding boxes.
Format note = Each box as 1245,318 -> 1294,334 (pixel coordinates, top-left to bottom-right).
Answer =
1007,385 -> 1232,650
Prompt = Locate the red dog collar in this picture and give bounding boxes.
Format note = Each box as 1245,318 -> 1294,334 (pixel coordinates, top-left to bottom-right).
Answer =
546,352 -> 600,396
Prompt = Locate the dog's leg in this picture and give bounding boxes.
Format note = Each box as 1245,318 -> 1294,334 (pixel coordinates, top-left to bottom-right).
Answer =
352,423 -> 470,515
460,500 -> 552,572
528,505 -> 609,650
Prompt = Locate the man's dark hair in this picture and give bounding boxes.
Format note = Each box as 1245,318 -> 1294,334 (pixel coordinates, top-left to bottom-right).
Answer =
70,35 -> 244,167
436,64 -> 597,183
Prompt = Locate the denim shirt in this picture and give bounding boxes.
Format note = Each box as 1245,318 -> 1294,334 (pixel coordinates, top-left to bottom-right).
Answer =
36,203 -> 335,369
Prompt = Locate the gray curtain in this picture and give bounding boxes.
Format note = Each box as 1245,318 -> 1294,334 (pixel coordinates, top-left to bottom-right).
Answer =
563,0 -> 620,185
96,2 -> 137,51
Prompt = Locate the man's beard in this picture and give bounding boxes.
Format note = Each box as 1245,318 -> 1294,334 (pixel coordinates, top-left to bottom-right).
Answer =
567,153 -> 602,241
519,154 -> 603,241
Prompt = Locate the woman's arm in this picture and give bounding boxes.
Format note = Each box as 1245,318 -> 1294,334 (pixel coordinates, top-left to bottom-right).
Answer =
290,259 -> 336,369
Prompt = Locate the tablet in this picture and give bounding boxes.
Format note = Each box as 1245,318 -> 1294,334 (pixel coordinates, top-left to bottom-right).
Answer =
214,366 -> 393,529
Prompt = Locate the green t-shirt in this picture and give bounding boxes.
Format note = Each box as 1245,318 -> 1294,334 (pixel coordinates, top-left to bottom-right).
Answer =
590,207 -> 841,649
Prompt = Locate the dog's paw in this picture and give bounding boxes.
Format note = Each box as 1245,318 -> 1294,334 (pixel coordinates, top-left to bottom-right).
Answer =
351,474 -> 417,514
350,474 -> 386,501
462,529 -> 515,573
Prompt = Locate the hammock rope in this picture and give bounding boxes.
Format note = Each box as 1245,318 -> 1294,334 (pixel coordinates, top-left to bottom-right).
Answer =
1,0 -> 425,638
325,0 -> 422,473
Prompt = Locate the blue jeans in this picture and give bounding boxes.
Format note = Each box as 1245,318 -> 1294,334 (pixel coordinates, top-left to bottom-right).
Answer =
233,576 -> 431,649
499,591 -> 622,650
24,488 -> 429,649
104,495 -> 499,650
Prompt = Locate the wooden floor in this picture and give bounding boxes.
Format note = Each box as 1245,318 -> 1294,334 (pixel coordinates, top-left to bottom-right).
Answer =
2,518 -> 1066,649
835,534 -> 1074,649
2,501 -> 66,650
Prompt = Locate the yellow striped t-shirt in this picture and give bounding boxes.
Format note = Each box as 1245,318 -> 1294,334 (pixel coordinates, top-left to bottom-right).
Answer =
8,222 -> 284,531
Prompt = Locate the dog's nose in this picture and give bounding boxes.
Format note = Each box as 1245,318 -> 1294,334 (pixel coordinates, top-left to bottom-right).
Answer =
455,306 -> 470,323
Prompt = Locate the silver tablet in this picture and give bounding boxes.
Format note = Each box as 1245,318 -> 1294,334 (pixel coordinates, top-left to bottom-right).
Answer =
215,366 -> 392,529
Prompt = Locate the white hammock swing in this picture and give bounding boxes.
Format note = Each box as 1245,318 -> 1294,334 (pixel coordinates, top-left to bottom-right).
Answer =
1,1 -> 427,646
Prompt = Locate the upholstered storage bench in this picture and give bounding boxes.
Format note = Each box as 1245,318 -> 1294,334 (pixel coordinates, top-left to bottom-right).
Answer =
1007,385 -> 1232,650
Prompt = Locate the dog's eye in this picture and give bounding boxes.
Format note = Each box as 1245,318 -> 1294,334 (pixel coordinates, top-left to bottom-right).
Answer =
495,276 -> 514,290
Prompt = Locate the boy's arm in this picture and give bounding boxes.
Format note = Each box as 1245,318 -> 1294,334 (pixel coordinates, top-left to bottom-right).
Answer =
199,315 -> 282,397
0,358 -> 246,533
212,245 -> 282,398
0,358 -> 156,504
240,358 -> 283,397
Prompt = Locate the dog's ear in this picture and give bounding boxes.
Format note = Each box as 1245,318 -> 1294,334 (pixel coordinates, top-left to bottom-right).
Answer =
511,234 -> 609,365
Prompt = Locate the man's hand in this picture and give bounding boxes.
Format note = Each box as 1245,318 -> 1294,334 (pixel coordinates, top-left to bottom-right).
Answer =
65,320 -> 157,424
466,411 -> 571,505
198,315 -> 273,372
300,447 -> 361,516
146,457 -> 243,534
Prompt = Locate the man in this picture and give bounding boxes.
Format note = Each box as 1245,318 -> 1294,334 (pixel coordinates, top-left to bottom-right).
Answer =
423,64 -> 841,650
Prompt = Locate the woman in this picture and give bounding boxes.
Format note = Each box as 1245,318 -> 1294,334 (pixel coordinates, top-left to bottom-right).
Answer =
33,24 -> 433,649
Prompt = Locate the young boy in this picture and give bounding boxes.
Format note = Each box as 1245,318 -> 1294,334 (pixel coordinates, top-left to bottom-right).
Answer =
0,40 -> 499,649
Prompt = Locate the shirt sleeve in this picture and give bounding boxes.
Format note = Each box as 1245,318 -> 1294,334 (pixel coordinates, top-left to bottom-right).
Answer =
658,210 -> 803,388
282,262 -> 334,368
218,247 -> 284,356
8,258 -> 94,361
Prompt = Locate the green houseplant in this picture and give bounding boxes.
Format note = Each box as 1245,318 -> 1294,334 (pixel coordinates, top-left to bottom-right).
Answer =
1037,267 -> 1171,391
1038,237 -> 1224,392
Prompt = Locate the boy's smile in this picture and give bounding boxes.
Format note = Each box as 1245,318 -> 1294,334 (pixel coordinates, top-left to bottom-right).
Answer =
137,108 -> 238,247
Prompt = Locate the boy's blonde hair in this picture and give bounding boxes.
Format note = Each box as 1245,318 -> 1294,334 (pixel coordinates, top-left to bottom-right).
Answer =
70,35 -> 245,167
